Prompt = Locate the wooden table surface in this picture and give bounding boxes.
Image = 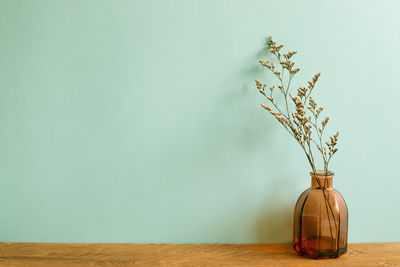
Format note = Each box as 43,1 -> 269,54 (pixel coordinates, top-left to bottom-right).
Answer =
0,243 -> 398,267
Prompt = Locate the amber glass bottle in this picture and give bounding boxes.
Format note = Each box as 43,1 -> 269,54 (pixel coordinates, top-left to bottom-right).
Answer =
292,171 -> 348,259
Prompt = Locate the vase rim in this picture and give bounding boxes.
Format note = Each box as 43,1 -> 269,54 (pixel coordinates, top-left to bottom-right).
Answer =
310,170 -> 334,176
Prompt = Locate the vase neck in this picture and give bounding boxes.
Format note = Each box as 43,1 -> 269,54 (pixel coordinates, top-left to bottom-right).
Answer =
310,171 -> 334,189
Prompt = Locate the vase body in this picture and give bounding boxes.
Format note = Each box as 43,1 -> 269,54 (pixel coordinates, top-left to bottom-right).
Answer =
292,171 -> 348,259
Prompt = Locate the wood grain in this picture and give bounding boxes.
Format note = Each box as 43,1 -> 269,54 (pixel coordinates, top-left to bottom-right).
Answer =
0,242 -> 398,267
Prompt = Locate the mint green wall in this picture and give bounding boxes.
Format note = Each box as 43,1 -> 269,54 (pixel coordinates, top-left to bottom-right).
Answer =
0,0 -> 399,243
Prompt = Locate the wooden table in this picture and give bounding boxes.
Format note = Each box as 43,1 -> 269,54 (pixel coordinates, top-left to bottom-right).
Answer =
0,243 -> 398,266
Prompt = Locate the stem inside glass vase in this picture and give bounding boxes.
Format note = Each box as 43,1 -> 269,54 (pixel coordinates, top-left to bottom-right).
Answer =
292,171 -> 348,259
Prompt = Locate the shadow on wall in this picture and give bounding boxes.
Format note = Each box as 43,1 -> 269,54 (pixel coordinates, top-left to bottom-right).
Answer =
256,177 -> 293,243
169,36 -> 295,244
227,37 -> 294,243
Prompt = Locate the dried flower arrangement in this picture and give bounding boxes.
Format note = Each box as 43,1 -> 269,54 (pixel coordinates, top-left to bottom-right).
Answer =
255,38 -> 348,259
255,37 -> 339,174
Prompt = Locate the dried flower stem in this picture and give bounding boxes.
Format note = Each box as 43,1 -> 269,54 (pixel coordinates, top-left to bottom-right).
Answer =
256,37 -> 339,173
256,36 -> 340,241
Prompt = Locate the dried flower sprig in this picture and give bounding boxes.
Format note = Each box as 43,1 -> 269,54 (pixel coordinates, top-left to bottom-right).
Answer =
256,37 -> 339,173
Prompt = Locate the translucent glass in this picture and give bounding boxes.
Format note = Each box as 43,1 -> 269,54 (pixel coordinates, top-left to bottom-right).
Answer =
292,171 -> 348,258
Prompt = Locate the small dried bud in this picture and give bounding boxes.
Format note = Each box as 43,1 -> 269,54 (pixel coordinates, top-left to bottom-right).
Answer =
291,68 -> 300,74
297,86 -> 307,98
259,60 -> 271,68
255,80 -> 262,89
313,72 -> 321,82
261,104 -> 272,111
276,115 -> 287,124
322,117 -> 329,127
270,110 -> 281,116
309,97 -> 317,109
289,51 -> 297,57
295,114 -> 303,122
295,98 -> 303,107
266,96 -> 274,101
268,36 -> 273,46
284,51 -> 297,60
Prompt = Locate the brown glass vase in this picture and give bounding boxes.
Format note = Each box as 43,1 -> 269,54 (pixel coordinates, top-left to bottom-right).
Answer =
292,171 -> 348,259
